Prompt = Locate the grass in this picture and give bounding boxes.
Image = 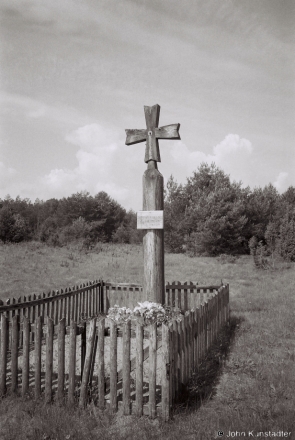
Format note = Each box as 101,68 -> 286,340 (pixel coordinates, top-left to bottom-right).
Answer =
0,242 -> 295,439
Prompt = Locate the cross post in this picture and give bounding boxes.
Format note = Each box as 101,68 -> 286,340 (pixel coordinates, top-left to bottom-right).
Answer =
125,104 -> 181,304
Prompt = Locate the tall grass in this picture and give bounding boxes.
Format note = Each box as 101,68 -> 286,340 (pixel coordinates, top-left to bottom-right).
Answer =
0,242 -> 294,439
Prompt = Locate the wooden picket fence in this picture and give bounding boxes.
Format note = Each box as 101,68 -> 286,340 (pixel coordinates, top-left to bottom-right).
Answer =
0,280 -> 103,327
0,284 -> 229,420
0,280 -> 222,326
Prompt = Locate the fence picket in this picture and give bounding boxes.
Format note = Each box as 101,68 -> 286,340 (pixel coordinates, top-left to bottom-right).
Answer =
172,319 -> 179,399
149,323 -> 157,418
11,315 -> 19,393
45,318 -> 54,403
135,321 -> 144,416
122,320 -> 131,415
79,318 -> 97,408
68,320 -> 77,405
97,318 -> 105,409
79,321 -> 86,377
0,315 -> 8,396
162,323 -> 170,421
22,316 -> 30,396
57,318 -> 66,402
35,316 -> 42,398
109,320 -> 117,412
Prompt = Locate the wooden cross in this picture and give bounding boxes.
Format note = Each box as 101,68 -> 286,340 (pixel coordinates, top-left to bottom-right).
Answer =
125,104 -> 181,163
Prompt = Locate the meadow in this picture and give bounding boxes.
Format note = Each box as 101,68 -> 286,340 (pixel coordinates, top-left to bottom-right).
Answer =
0,241 -> 294,440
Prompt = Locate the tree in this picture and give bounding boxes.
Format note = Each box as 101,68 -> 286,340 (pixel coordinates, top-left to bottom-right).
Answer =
0,206 -> 29,242
277,212 -> 295,261
245,184 -> 281,242
183,163 -> 248,255
164,176 -> 188,253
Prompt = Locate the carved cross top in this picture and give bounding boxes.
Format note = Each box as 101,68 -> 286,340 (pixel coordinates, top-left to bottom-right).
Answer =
125,104 -> 180,163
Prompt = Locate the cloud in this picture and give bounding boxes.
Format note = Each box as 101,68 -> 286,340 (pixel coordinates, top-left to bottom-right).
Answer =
273,172 -> 290,193
167,133 -> 254,185
42,123 -> 130,203
213,134 -> 253,156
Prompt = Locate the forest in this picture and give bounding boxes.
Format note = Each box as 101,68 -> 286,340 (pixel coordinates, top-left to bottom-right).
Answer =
1,163 -> 295,261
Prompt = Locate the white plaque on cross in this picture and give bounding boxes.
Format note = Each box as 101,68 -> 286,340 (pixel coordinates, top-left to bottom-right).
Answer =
137,210 -> 164,229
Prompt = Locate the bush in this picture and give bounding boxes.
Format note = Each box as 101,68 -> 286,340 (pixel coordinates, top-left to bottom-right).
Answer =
278,215 -> 295,261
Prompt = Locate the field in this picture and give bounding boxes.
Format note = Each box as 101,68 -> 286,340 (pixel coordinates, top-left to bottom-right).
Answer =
0,241 -> 295,440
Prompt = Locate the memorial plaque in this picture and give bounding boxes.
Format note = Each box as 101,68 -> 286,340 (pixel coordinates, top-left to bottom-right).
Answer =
137,210 -> 164,229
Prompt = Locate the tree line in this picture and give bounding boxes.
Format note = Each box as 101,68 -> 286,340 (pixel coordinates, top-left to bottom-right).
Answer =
1,163 -> 295,260
164,163 -> 295,261
0,191 -> 142,247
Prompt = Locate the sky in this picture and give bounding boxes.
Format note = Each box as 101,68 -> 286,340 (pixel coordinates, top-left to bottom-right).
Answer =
0,0 -> 294,211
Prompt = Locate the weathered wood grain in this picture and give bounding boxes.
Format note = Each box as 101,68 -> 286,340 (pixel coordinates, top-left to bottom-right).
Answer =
45,318 -> 54,403
22,316 -> 30,396
149,323 -> 157,418
122,320 -> 131,415
79,318 -> 97,408
57,318 -> 66,402
97,318 -> 105,409
68,320 -> 77,405
135,321 -> 144,416
34,316 -> 42,398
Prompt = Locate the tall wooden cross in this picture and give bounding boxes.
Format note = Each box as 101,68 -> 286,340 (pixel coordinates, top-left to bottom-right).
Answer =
125,104 -> 181,304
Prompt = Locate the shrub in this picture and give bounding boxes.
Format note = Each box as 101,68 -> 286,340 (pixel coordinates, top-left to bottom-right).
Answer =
278,215 -> 295,261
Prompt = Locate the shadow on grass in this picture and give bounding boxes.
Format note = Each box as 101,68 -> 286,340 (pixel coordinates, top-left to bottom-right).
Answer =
173,314 -> 243,415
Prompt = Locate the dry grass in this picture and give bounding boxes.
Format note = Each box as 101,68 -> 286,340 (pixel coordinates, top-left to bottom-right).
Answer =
0,242 -> 295,439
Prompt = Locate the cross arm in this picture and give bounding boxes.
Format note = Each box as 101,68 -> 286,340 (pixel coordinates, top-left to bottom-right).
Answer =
125,129 -> 147,145
155,124 -> 181,140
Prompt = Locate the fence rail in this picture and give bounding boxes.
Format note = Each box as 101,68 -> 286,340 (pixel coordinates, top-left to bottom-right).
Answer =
0,280 -> 222,325
0,280 -> 103,326
0,284 -> 230,420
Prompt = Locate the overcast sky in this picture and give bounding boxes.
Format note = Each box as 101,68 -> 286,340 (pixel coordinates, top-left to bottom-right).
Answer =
0,0 -> 294,210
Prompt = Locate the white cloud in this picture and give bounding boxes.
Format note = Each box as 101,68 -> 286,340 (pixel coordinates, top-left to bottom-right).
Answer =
213,134 -> 253,156
42,123 -> 131,204
273,172 -> 290,193
167,133 -> 254,185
